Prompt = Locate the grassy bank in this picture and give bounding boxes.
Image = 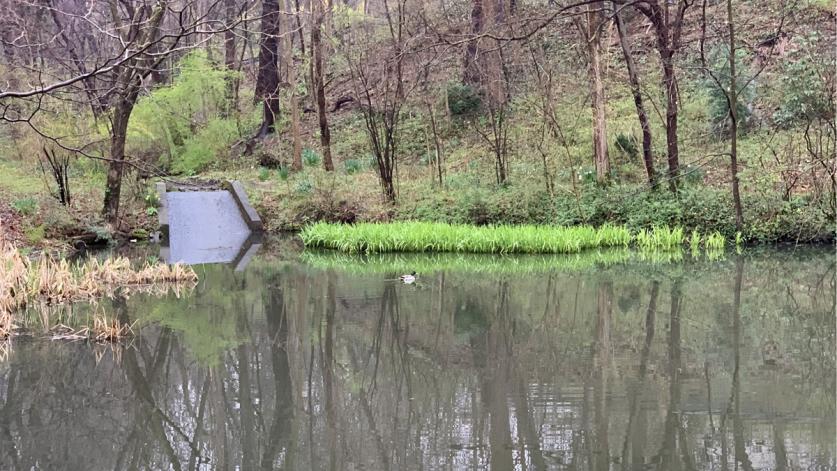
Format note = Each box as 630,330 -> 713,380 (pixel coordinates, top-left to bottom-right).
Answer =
300,221 -> 729,254
247,164 -> 834,244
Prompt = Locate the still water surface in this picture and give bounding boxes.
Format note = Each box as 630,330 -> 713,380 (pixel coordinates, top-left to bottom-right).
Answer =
0,246 -> 834,470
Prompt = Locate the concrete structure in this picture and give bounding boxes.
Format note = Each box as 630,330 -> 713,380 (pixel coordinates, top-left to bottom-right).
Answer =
157,181 -> 262,270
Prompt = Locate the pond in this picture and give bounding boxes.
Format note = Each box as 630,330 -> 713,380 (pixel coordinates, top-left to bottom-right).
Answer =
0,245 -> 834,470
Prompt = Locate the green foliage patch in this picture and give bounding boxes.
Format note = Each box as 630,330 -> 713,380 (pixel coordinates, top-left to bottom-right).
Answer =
129,51 -> 252,175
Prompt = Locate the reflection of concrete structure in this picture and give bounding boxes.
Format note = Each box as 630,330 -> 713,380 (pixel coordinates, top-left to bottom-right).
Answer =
157,181 -> 263,270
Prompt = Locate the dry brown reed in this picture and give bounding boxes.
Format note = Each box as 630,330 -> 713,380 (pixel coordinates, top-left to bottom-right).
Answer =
0,241 -> 197,340
92,313 -> 134,342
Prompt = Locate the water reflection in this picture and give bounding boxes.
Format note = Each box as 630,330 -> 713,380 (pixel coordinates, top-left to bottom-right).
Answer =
0,249 -> 834,470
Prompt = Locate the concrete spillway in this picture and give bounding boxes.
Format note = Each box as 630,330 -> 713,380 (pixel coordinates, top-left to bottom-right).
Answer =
157,181 -> 262,270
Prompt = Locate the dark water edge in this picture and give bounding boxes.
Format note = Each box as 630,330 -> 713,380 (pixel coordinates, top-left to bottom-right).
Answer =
0,244 -> 834,470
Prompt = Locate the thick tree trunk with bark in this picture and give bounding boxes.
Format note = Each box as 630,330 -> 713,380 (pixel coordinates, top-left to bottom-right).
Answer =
102,1 -> 168,224
102,94 -> 136,223
255,0 -> 282,137
463,0 -> 484,86
615,11 -> 656,186
311,0 -> 334,171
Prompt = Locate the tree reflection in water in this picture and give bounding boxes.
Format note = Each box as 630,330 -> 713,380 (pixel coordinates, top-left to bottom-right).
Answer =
0,249 -> 834,470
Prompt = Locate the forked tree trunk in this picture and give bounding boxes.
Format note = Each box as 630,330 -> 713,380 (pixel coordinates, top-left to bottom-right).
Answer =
628,0 -> 689,192
102,2 -> 168,224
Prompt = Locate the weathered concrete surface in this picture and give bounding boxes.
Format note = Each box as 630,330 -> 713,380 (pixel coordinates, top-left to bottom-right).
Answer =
224,180 -> 263,231
164,190 -> 253,265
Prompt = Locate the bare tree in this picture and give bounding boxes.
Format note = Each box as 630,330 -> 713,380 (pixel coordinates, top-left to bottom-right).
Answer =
699,0 -> 794,230
346,0 -> 409,201
575,1 -> 610,185
463,0 -> 485,86
103,0 -> 181,223
615,8 -> 656,186
621,0 -> 691,192
724,0 -> 743,230
285,0 -> 303,170
311,0 -> 335,171
0,0 -> 241,224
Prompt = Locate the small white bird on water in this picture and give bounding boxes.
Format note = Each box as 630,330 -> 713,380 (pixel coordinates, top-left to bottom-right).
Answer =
399,272 -> 417,284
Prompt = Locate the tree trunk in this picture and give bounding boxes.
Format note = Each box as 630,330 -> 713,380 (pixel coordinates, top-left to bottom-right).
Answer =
103,92 -> 138,224
311,0 -> 334,171
427,101 -> 444,186
587,4 -> 609,185
285,3 -> 303,171
463,0 -> 484,86
223,0 -> 238,115
663,54 -> 680,192
615,11 -> 656,186
636,0 -> 689,192
255,0 -> 282,137
102,1 -> 169,224
727,0 -> 743,230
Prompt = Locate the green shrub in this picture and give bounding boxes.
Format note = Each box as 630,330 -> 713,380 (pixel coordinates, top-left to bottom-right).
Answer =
258,167 -> 271,181
12,197 -> 38,216
344,158 -> 363,174
129,51 -> 249,174
773,35 -> 835,126
294,178 -> 314,195
702,47 -> 754,135
24,224 -> 45,245
172,118 -> 241,174
302,148 -> 321,167
614,133 -> 638,160
447,83 -> 481,116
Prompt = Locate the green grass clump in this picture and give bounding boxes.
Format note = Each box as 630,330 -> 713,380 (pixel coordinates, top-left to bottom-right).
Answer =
689,229 -> 702,257
258,167 -> 271,181
705,231 -> 726,251
301,222 -> 640,254
632,225 -> 684,252
12,197 -> 39,216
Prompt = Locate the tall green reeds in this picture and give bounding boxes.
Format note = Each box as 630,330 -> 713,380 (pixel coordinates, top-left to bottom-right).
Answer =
301,222 -> 633,254
634,225 -> 684,251
301,222 -> 702,254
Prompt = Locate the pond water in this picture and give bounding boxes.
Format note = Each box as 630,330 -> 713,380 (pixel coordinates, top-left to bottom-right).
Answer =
0,245 -> 834,470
